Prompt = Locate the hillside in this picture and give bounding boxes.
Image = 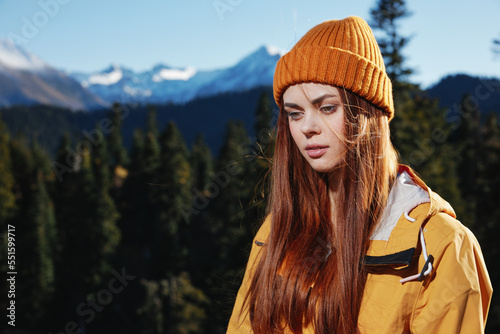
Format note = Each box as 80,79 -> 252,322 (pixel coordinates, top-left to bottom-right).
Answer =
426,74 -> 500,119
0,38 -> 106,110
0,87 -> 274,157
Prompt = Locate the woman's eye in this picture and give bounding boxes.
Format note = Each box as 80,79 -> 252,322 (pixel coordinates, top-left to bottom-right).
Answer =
287,111 -> 302,120
320,105 -> 337,114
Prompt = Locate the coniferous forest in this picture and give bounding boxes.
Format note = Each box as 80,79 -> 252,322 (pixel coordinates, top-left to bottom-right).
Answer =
1,1 -> 500,333
1,84 -> 500,332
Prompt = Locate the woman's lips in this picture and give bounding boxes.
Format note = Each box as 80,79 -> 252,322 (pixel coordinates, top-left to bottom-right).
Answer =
306,145 -> 328,158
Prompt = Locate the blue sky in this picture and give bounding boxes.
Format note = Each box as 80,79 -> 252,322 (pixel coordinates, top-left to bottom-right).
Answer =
0,0 -> 499,88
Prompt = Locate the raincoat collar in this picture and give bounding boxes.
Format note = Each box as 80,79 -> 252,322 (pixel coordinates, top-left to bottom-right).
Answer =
363,165 -> 456,268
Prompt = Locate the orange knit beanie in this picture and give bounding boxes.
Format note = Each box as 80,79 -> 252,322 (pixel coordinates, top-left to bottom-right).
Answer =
273,16 -> 394,120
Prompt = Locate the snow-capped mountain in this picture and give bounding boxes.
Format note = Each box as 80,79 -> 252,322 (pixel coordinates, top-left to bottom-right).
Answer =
197,45 -> 284,98
0,38 -> 106,110
0,38 -> 48,72
70,45 -> 285,106
0,38 -> 285,110
72,63 -> 223,105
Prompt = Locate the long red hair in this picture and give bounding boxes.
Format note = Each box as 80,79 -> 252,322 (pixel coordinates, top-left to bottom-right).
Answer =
245,88 -> 399,333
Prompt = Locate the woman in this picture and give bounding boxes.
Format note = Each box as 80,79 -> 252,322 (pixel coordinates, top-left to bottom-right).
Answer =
228,16 -> 492,333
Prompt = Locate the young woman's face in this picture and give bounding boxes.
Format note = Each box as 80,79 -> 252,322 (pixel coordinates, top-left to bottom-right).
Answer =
283,83 -> 346,173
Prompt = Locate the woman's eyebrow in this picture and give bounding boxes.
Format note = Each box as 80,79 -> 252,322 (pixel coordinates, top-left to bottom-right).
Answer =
284,94 -> 338,109
284,102 -> 301,109
310,94 -> 338,105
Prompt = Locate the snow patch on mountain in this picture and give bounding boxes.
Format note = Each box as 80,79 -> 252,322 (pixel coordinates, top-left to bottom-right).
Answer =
0,38 -> 48,71
153,67 -> 197,82
124,85 -> 152,97
86,64 -> 123,86
264,44 -> 286,57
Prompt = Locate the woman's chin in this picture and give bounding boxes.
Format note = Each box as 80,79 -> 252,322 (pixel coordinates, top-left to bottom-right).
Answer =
307,161 -> 338,173
300,151 -> 343,173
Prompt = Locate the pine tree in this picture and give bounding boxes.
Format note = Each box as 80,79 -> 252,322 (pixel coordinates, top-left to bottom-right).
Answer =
0,118 -> 17,330
129,129 -> 145,174
391,91 -> 463,215
0,115 -> 16,309
190,133 -> 213,192
203,121 -> 253,331
113,111 -> 164,332
185,133 -> 214,289
7,137 -> 57,330
146,105 -> 160,138
137,272 -> 208,334
150,121 -> 192,278
450,94 -> 482,226
158,122 -> 192,226
50,133 -> 82,326
0,114 -> 15,224
250,91 -> 275,215
479,113 -> 500,214
29,168 -> 57,327
119,123 -> 160,276
137,279 -> 164,334
31,140 -> 58,308
118,129 -> 145,259
254,91 -> 275,147
370,0 -> 463,222
108,102 -> 130,168
370,0 -> 413,89
211,121 -> 251,237
92,124 -> 113,188
476,112 -> 500,331
91,133 -> 121,272
143,108 -> 161,199
50,134 -> 121,331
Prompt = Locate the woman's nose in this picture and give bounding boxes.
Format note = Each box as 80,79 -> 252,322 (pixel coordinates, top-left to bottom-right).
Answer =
300,111 -> 321,136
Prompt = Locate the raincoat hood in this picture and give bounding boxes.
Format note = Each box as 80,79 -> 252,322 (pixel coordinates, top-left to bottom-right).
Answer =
363,165 -> 455,281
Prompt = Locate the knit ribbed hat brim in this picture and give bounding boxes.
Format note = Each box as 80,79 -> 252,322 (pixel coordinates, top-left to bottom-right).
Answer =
273,16 -> 394,120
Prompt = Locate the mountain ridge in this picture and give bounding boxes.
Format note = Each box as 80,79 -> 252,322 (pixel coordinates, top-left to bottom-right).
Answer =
69,45 -> 284,106
0,38 -> 107,110
0,38 -> 285,110
1,37 -> 499,116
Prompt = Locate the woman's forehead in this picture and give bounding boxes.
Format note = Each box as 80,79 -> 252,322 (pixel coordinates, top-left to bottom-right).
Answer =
283,83 -> 341,103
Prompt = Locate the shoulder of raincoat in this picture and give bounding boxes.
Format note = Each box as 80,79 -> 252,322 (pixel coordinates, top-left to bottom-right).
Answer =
227,165 -> 493,333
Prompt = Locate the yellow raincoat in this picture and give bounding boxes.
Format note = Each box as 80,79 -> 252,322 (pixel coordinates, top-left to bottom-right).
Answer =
228,166 -> 493,333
